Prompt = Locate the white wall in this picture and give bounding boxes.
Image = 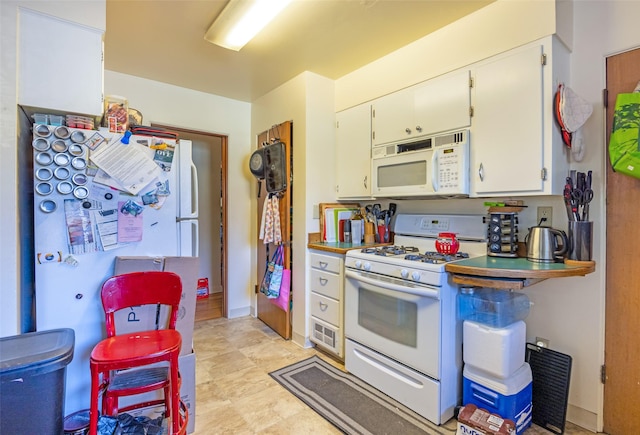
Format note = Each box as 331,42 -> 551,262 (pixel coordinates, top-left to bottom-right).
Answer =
104,71 -> 253,318
0,0 -> 106,337
251,72 -> 336,347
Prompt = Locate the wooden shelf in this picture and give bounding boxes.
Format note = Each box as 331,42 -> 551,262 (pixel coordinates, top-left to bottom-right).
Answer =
445,256 -> 595,290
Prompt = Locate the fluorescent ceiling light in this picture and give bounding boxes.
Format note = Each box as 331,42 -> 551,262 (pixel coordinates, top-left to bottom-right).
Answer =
204,0 -> 292,51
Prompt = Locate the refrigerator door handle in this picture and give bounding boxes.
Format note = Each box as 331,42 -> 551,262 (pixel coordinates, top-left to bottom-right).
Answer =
190,160 -> 199,218
191,219 -> 199,257
178,219 -> 199,257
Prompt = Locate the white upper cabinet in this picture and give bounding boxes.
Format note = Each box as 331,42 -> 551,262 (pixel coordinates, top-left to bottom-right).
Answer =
413,69 -> 471,136
18,8 -> 104,116
372,69 -> 471,147
470,36 -> 570,197
336,103 -> 372,199
371,88 -> 413,146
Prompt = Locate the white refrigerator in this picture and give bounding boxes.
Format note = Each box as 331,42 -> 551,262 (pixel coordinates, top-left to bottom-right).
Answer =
31,125 -> 198,415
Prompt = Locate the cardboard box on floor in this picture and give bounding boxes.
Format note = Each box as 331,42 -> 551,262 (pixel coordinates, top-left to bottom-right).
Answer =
123,351 -> 196,434
114,256 -> 199,355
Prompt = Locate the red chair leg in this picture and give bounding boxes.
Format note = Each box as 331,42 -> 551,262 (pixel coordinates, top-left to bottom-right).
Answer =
170,354 -> 180,434
163,384 -> 171,419
89,363 -> 100,435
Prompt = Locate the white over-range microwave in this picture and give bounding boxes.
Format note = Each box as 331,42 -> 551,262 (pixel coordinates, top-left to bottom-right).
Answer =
371,129 -> 470,198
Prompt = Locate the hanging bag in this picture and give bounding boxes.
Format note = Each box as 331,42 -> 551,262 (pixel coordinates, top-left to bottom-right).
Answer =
609,92 -> 640,179
267,245 -> 284,298
260,245 -> 284,298
271,267 -> 291,312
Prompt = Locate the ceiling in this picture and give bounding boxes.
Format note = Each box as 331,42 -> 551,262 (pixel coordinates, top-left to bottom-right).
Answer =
105,0 -> 494,103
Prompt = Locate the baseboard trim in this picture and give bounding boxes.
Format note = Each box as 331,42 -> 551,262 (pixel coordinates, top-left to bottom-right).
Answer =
229,306 -> 251,319
567,403 -> 599,433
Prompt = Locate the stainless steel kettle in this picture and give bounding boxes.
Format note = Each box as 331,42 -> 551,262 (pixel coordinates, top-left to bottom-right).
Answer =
525,226 -> 568,262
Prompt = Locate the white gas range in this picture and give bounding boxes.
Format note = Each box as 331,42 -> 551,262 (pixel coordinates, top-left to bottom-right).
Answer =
344,214 -> 487,425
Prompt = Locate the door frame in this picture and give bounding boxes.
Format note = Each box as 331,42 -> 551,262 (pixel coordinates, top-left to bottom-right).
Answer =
153,123 -> 228,318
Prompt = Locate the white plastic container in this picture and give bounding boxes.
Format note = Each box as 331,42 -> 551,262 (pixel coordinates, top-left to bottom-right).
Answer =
463,320 -> 526,378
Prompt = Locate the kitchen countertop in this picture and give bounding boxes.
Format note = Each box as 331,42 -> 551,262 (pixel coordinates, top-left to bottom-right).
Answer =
307,232 -> 391,254
445,256 -> 596,290
307,241 -> 391,255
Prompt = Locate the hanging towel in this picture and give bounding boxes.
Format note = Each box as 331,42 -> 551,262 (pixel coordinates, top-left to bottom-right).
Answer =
259,194 -> 282,244
271,194 -> 282,244
260,194 -> 273,244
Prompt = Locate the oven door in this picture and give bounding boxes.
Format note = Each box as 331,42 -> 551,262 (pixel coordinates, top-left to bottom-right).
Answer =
344,268 -> 441,379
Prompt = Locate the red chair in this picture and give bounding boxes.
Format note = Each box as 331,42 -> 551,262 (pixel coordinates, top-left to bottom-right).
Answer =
89,271 -> 186,435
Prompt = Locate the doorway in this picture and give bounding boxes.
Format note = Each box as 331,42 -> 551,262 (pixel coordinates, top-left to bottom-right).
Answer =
604,47 -> 640,433
154,124 -> 228,321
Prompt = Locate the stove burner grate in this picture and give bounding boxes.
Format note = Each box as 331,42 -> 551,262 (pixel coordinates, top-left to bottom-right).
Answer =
404,251 -> 471,263
361,246 -> 419,256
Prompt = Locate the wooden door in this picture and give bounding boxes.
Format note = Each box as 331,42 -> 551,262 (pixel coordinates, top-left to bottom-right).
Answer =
604,47 -> 640,434
256,121 -> 293,339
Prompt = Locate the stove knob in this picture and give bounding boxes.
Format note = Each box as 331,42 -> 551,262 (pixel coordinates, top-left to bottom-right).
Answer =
401,269 -> 409,279
363,262 -> 372,272
411,271 -> 421,281
355,260 -> 362,269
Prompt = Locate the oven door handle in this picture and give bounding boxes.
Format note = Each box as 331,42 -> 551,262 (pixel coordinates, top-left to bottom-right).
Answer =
345,270 -> 440,299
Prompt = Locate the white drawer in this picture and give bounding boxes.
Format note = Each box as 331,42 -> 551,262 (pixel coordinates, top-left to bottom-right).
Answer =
310,292 -> 340,327
309,269 -> 341,300
310,252 -> 343,274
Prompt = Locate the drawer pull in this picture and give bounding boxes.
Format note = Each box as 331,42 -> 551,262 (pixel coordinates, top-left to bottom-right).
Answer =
319,277 -> 328,285
319,261 -> 328,269
319,302 -> 328,311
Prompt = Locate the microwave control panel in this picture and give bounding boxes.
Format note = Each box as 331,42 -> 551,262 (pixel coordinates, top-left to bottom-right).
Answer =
434,131 -> 469,193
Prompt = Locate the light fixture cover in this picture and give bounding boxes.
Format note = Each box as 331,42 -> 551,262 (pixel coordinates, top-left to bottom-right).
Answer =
204,0 -> 292,51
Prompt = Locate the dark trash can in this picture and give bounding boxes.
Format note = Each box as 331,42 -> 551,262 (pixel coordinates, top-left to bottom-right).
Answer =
0,328 -> 75,434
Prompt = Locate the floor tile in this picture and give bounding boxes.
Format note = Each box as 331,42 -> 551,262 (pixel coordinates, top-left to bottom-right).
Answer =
192,316 -> 599,435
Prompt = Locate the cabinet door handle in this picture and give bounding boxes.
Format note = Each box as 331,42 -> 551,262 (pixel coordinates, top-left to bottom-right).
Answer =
478,163 -> 484,182
319,277 -> 328,285
363,175 -> 367,189
319,261 -> 328,269
319,302 -> 328,311
405,128 -> 412,134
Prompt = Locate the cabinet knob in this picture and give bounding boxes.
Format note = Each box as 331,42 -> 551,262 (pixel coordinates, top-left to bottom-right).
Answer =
405,128 -> 412,134
415,126 -> 422,132
75,293 -> 83,299
319,261 -> 328,269
319,302 -> 328,311
319,277 -> 328,285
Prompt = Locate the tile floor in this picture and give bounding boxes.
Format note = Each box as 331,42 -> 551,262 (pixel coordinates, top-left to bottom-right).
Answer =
192,316 -> 599,435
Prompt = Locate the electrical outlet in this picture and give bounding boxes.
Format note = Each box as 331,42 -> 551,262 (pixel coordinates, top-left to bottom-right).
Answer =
537,206 -> 553,227
535,337 -> 549,348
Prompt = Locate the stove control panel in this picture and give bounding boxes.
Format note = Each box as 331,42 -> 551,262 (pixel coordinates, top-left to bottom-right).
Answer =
420,217 -> 450,232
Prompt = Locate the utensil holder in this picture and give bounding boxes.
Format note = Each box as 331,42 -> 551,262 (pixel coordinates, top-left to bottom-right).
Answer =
487,212 -> 519,257
568,221 -> 593,261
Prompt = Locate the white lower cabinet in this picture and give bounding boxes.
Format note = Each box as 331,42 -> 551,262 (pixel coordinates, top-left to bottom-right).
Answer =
309,250 -> 345,359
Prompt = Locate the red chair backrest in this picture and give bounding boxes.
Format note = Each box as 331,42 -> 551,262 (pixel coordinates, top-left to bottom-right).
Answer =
101,271 -> 182,337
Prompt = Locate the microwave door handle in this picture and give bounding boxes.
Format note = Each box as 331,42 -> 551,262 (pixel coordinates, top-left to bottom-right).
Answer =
432,149 -> 439,192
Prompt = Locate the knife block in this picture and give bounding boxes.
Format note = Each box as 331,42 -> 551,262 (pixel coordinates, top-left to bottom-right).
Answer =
487,212 -> 519,257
